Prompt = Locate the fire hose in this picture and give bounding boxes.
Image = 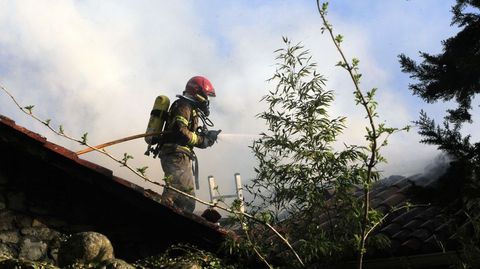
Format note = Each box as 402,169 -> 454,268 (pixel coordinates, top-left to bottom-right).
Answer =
75,131 -> 166,155
74,131 -> 208,190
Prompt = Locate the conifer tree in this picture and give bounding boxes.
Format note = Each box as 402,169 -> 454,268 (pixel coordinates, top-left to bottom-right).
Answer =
399,1 -> 480,266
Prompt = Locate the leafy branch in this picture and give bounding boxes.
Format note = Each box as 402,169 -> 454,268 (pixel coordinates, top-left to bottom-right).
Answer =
317,1 -> 408,268
318,2 -> 376,266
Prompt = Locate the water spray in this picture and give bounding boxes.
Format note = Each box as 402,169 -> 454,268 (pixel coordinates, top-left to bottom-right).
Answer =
218,133 -> 261,139
217,133 -> 261,143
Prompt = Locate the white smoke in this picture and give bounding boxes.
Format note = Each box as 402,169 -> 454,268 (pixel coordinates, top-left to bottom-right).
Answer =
0,1 -> 459,212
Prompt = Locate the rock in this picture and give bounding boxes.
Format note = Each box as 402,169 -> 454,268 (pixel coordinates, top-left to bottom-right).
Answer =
19,238 -> 48,261
0,231 -> 19,244
47,232 -> 67,263
0,243 -> 16,259
14,213 -> 33,228
0,211 -> 15,231
49,248 -> 59,264
98,258 -> 136,269
21,227 -> 57,241
32,218 -> 47,227
57,231 -> 115,267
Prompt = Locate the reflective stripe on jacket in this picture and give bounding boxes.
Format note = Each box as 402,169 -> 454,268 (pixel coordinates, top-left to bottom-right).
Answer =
160,98 -> 205,155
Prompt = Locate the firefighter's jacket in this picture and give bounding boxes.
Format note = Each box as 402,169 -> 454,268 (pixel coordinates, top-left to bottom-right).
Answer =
160,97 -> 207,156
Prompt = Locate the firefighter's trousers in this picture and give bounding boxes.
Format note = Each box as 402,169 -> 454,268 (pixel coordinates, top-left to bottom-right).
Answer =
160,152 -> 195,213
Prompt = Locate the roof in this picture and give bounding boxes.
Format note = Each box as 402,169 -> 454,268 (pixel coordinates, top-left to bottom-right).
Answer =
346,173 -> 469,268
363,175 -> 455,257
273,170 -> 470,268
2,113 -> 471,267
0,114 -> 230,260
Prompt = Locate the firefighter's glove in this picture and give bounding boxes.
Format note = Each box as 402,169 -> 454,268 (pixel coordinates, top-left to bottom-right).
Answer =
200,129 -> 221,148
206,129 -> 221,142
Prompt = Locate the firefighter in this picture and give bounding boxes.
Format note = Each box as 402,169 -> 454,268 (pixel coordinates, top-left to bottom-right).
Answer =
159,76 -> 220,213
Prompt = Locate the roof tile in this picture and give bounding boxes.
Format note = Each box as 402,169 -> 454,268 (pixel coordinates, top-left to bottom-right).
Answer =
419,218 -> 443,232
421,235 -> 445,253
403,219 -> 424,230
391,207 -> 423,223
0,115 -> 15,126
44,143 -> 78,159
392,178 -> 414,189
391,229 -> 413,240
410,228 -> 432,241
379,193 -> 406,209
379,222 -> 402,237
399,237 -> 422,255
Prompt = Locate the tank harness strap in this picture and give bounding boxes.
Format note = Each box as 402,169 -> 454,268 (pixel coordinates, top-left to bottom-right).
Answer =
192,152 -> 199,190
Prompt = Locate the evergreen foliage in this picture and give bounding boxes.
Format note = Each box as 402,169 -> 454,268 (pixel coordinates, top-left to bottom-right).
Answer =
399,1 -> 480,266
399,0 -> 480,205
399,0 -> 480,124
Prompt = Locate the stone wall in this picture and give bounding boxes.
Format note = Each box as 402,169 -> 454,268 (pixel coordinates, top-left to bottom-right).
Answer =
0,153 -> 171,263
0,168 -> 71,262
0,169 -> 66,263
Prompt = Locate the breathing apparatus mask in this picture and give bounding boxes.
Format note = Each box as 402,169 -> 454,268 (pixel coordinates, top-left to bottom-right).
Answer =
194,94 -> 211,117
179,93 -> 211,116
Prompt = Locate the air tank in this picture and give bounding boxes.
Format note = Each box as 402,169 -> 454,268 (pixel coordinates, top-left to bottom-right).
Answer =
145,95 -> 170,144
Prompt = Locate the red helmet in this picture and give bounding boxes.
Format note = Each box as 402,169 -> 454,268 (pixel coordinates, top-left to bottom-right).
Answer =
185,76 -> 216,99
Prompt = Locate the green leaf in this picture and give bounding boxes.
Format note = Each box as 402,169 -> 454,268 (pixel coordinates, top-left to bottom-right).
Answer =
136,166 -> 148,176
121,152 -> 133,166
24,105 -> 34,114
335,34 -> 344,44
80,132 -> 88,145
352,58 -> 360,67
322,2 -> 329,12
163,175 -> 172,185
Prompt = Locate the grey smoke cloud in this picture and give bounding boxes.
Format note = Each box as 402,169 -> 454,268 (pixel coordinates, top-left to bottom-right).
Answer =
0,1 -> 464,212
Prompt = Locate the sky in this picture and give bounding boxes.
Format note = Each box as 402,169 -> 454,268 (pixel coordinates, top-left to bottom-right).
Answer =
0,0 -> 470,212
